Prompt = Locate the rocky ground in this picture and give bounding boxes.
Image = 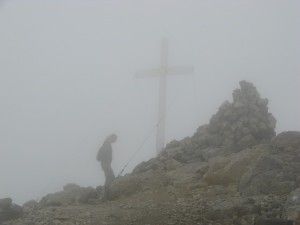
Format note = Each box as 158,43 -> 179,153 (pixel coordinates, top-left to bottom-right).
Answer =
1,81 -> 300,225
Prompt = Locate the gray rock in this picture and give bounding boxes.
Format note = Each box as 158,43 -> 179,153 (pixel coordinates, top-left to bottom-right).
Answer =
254,216 -> 293,225
22,200 -> 39,213
0,203 -> 23,223
201,147 -> 226,161
285,188 -> 300,221
132,158 -> 162,174
204,146 -> 267,185
239,132 -> 300,196
164,159 -> 182,171
271,131 -> 300,151
0,198 -> 12,210
63,183 -> 81,192
39,184 -> 99,207
78,187 -> 98,203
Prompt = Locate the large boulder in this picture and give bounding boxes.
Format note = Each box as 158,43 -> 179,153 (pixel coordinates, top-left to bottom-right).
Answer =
0,198 -> 23,223
159,138 -> 197,163
132,158 -> 163,174
203,145 -> 269,185
271,131 -> 300,151
238,132 -> 300,196
0,198 -> 12,210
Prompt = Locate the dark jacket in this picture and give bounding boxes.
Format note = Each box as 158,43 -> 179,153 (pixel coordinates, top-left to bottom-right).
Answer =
97,140 -> 112,164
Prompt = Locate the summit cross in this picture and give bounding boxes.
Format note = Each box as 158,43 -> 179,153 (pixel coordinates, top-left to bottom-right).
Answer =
136,39 -> 194,155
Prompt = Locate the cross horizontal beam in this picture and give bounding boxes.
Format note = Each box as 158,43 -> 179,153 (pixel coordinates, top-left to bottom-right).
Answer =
135,66 -> 194,79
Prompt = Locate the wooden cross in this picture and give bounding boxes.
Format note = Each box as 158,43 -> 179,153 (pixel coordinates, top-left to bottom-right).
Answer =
136,39 -> 193,155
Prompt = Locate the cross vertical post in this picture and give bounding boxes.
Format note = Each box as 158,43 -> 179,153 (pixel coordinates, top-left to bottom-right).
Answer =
157,38 -> 168,154
136,39 -> 193,155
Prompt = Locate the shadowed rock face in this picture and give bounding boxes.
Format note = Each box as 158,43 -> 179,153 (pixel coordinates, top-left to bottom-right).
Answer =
238,131 -> 300,196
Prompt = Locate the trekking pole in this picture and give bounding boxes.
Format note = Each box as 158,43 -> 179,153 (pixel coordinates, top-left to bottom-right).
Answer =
117,124 -> 157,177
117,75 -> 193,177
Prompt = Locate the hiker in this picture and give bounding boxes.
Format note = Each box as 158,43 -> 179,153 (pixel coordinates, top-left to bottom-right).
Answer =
96,133 -> 118,201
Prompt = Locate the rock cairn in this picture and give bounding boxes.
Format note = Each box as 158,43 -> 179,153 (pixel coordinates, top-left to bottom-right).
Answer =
134,80 -> 278,172
192,80 -> 276,152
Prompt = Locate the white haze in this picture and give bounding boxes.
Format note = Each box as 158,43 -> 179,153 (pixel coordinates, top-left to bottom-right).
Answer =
0,0 -> 299,205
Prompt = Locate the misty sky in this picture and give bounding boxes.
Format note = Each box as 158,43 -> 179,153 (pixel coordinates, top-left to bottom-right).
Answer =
0,0 -> 299,204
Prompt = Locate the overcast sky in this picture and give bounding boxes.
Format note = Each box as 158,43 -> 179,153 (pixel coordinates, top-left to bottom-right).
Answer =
0,0 -> 299,205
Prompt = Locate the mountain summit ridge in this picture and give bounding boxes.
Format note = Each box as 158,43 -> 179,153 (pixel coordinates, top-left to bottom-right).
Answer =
1,81 -> 299,225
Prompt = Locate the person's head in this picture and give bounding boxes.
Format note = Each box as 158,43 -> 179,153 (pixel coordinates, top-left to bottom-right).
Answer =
106,133 -> 117,143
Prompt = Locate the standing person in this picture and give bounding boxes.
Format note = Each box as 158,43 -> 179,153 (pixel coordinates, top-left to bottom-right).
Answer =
96,133 -> 118,202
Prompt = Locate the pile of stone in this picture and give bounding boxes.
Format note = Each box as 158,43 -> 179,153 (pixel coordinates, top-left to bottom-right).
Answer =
0,198 -> 23,223
133,80 -> 277,176
146,80 -> 276,167
192,80 -> 276,152
126,86 -> 280,199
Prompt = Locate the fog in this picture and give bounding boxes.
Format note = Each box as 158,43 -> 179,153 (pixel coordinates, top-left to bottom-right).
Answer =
0,0 -> 299,205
